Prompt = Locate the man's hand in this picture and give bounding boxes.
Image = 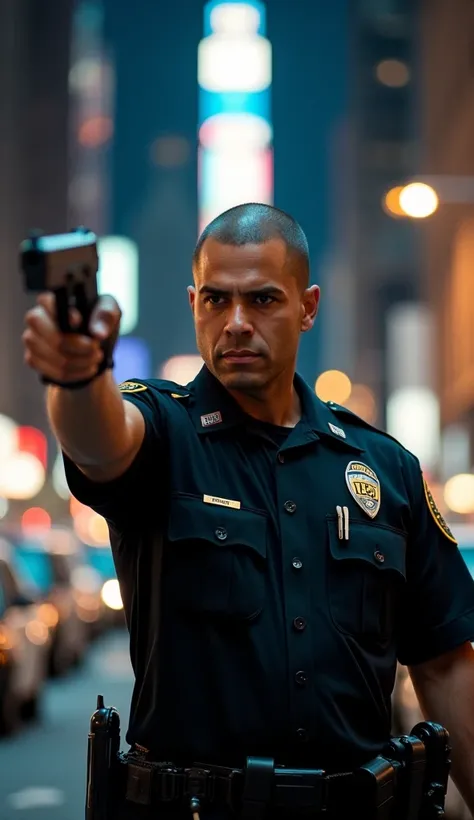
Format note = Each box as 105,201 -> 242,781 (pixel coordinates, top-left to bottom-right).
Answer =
23,293 -> 121,385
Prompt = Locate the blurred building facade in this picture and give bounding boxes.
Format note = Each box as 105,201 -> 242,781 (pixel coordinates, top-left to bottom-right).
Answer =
421,0 -> 474,476
333,0 -> 421,428
0,0 -> 73,426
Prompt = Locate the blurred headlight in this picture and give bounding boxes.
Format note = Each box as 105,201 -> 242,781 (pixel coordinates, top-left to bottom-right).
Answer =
100,579 -> 123,610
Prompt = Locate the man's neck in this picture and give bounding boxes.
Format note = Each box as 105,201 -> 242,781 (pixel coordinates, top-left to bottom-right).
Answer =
227,374 -> 302,428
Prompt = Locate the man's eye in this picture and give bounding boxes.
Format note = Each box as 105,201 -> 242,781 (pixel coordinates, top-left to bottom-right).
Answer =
203,294 -> 224,305
254,294 -> 275,305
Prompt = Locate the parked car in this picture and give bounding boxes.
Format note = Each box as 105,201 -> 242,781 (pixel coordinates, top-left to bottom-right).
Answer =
40,528 -> 106,641
6,531 -> 89,677
0,544 -> 51,735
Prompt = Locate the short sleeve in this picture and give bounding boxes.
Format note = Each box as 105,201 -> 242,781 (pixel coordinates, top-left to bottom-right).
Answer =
63,379 -> 166,524
396,454 -> 474,666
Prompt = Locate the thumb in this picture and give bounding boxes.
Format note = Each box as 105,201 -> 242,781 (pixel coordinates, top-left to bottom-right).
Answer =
89,295 -> 122,340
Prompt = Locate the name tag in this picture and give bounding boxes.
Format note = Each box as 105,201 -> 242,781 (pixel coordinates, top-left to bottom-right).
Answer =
203,494 -> 241,510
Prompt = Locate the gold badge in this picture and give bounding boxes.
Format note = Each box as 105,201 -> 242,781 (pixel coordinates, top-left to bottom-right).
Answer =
203,494 -> 241,510
345,461 -> 381,518
423,478 -> 457,543
118,381 -> 148,393
171,392 -> 189,399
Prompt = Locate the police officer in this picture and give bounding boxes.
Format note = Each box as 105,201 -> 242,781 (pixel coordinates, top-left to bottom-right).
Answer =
22,203 -> 474,819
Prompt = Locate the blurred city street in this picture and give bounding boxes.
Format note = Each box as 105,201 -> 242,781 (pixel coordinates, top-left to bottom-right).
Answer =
1,0 -> 474,818
0,629 -> 133,820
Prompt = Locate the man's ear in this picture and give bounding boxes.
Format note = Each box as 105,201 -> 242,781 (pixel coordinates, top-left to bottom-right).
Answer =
301,284 -> 320,332
187,285 -> 196,314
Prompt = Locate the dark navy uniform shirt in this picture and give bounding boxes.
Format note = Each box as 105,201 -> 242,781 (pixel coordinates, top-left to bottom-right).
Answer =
64,366 -> 474,772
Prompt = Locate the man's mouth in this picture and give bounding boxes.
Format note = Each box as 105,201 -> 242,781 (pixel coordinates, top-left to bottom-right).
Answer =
221,350 -> 261,363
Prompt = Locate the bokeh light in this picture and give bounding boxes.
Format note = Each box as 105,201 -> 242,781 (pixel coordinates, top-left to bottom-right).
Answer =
0,415 -> 18,460
18,426 -> 48,469
315,370 -> 352,404
383,186 -> 405,217
73,507 -> 109,547
444,474 -> 474,515
101,579 -> 123,610
199,2 -> 271,93
399,182 -> 439,218
0,453 -> 45,500
21,507 -> 52,534
375,59 -> 410,87
78,115 -> 114,147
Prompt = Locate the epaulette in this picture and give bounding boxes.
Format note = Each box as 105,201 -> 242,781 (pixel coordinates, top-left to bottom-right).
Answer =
326,401 -> 413,454
118,378 -> 190,398
149,378 -> 191,399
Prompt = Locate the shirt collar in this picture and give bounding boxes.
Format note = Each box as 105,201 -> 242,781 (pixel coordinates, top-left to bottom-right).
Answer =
187,366 -> 364,454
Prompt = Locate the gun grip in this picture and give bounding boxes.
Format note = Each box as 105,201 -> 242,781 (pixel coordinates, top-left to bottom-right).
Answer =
53,282 -> 95,335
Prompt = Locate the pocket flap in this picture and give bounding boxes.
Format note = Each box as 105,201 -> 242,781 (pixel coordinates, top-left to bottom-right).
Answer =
168,494 -> 267,560
327,517 -> 406,579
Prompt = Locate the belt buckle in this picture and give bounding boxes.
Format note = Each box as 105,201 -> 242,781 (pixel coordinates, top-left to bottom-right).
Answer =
274,768 -> 326,813
186,767 -> 214,803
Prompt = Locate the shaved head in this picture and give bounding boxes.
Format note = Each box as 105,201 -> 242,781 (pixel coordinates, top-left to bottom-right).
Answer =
193,203 -> 310,291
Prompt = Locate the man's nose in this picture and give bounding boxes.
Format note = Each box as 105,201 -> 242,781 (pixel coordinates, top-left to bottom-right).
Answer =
224,303 -> 254,335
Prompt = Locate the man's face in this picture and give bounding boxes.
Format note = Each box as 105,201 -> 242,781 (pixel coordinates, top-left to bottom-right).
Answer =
188,238 -> 320,393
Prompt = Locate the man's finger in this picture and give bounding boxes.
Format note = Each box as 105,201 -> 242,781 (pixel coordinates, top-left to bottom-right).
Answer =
22,330 -> 68,370
59,334 -> 101,357
25,305 -> 61,343
36,292 -> 57,318
89,294 -> 121,340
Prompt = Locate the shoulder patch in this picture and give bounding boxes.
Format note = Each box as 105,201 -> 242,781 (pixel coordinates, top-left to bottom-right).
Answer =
423,477 -> 457,544
118,381 -> 148,393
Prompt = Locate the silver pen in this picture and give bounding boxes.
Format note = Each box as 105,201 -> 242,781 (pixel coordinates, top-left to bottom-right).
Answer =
343,506 -> 350,541
336,506 -> 343,540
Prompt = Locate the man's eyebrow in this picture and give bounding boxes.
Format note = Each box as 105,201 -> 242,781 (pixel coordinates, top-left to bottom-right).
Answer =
198,284 -> 285,296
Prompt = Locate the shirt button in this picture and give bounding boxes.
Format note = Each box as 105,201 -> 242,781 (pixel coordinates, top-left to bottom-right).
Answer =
295,670 -> 308,686
277,452 -> 285,464
296,728 -> 308,742
293,616 -> 306,632
215,527 -> 228,541
284,500 -> 297,514
374,551 -> 385,563
292,558 -> 303,570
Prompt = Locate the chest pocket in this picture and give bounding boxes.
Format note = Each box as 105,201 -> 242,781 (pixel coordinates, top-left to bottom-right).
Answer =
166,494 -> 267,620
326,517 -> 407,643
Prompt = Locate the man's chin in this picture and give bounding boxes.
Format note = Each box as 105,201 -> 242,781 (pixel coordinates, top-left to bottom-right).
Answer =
216,368 -> 267,391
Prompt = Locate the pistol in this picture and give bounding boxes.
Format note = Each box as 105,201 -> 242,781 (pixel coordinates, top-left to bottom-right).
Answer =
86,695 -> 121,820
20,227 -> 99,334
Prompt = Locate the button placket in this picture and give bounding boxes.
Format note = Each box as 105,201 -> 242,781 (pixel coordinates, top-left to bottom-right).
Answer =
277,469 -> 313,746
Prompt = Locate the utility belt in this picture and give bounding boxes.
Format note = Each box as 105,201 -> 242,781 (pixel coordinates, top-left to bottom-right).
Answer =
85,695 -> 451,820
